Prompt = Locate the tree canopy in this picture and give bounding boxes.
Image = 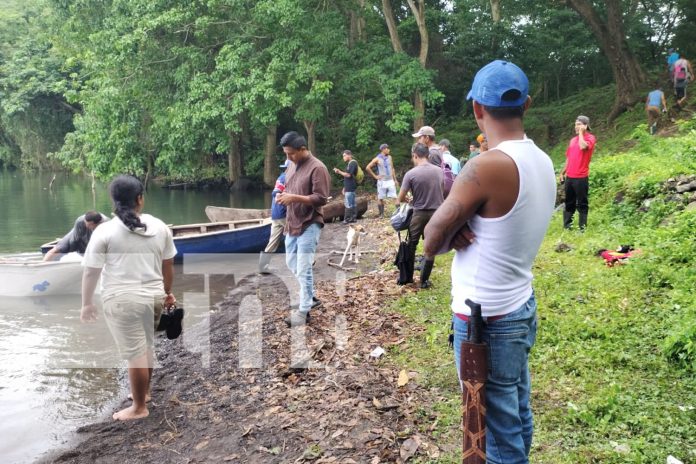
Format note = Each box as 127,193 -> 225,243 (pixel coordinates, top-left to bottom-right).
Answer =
0,0 -> 687,182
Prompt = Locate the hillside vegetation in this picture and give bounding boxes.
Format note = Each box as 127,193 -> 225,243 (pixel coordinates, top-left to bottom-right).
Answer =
386,102 -> 696,462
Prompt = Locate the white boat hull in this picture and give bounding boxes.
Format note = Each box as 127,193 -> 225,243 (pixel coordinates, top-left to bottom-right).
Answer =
0,253 -> 86,297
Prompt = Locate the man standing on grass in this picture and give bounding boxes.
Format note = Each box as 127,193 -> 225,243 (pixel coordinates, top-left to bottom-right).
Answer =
276,131 -> 330,326
397,142 -> 444,288
560,115 -> 596,230
424,60 -> 556,464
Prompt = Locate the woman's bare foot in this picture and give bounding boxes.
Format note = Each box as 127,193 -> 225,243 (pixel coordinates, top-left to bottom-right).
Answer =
113,405 -> 149,421
127,392 -> 152,402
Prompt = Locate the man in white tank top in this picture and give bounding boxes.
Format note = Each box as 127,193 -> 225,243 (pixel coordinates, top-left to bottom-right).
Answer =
424,60 -> 556,464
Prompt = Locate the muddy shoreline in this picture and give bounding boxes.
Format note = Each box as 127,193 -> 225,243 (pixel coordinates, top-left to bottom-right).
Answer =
39,218 -> 447,463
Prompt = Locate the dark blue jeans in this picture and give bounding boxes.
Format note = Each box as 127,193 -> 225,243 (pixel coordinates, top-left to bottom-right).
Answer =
453,293 -> 538,464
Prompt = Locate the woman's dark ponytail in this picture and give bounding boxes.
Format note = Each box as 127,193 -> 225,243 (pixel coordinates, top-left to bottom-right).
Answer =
109,175 -> 146,231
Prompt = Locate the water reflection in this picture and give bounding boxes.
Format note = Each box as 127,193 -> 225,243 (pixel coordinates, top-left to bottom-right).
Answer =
0,170 -> 271,254
0,295 -> 121,464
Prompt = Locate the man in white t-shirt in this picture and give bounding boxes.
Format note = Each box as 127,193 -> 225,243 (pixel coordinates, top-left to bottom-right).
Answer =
424,60 -> 556,463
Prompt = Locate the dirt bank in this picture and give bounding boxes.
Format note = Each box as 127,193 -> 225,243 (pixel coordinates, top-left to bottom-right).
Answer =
42,217 -> 448,463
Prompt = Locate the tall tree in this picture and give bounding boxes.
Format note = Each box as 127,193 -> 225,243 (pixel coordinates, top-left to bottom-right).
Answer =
565,0 -> 646,121
407,0 -> 428,129
380,0 -> 430,129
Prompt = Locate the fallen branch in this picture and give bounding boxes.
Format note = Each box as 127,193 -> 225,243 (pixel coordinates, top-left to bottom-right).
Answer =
327,258 -> 356,271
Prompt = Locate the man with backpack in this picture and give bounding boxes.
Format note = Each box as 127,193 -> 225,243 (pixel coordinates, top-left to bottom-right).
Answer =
673,56 -> 694,107
439,139 -> 461,175
333,149 -> 360,223
397,142 -> 444,289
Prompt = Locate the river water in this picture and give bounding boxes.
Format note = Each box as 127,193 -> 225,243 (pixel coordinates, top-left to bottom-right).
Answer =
0,171 -> 269,463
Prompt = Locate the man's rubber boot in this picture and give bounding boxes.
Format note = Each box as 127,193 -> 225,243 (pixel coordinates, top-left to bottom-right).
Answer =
378,203 -> 384,218
258,251 -> 272,274
343,207 -> 355,224
420,259 -> 434,289
349,207 -> 358,223
578,212 -> 588,231
563,211 -> 573,230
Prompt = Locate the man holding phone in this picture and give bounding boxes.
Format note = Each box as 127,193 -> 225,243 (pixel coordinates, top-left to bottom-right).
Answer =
559,115 -> 596,231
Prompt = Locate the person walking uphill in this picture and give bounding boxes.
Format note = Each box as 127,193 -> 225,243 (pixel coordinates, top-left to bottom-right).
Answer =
397,142 -> 444,288
259,158 -> 292,274
424,60 -> 556,464
646,84 -> 667,135
366,144 -> 398,218
333,149 -> 358,223
81,175 -> 177,421
673,56 -> 694,108
276,131 -> 330,327
560,115 -> 596,230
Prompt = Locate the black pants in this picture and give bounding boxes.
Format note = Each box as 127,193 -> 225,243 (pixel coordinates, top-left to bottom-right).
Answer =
407,209 -> 435,278
564,177 -> 589,229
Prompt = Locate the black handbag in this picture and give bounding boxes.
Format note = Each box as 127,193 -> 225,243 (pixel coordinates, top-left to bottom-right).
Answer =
157,305 -> 184,339
394,231 -> 414,285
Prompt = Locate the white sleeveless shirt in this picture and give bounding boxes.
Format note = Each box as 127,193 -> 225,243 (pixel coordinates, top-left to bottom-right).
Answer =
451,138 -> 556,317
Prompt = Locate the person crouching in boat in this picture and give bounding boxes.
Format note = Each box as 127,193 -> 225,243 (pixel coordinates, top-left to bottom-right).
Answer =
81,175 -> 177,421
43,211 -> 109,261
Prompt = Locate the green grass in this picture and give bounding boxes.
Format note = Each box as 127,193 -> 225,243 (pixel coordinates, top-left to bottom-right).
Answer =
384,112 -> 696,463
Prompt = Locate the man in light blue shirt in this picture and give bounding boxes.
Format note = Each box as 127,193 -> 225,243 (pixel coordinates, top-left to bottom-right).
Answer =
646,84 -> 667,135
439,139 -> 461,175
667,48 -> 680,78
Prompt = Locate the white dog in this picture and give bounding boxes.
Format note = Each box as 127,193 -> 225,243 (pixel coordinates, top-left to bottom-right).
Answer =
339,224 -> 366,267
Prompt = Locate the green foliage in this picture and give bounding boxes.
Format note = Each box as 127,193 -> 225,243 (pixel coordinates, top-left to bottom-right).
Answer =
0,0 -> 75,169
0,0 -> 689,183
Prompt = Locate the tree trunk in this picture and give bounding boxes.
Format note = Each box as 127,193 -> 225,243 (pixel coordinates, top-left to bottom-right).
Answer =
348,0 -> 366,46
407,0 -> 428,67
228,132 -> 242,184
357,0 -> 366,42
489,0 -> 501,51
303,120 -> 317,155
413,91 -> 425,131
263,124 -> 277,187
490,0 -> 501,22
566,0 -> 645,121
406,0 -> 428,130
381,0 -> 403,53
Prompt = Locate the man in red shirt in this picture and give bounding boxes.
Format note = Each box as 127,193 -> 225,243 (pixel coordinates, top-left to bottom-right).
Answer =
560,115 -> 596,230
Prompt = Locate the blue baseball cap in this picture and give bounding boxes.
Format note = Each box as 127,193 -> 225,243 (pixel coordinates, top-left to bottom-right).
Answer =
467,60 -> 529,107
279,159 -> 290,169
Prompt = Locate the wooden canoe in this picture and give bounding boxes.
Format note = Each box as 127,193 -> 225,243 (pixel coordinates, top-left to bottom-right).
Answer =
204,197 -> 368,223
42,218 -> 273,263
